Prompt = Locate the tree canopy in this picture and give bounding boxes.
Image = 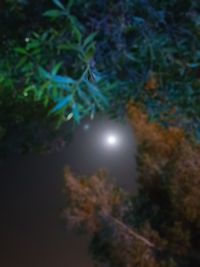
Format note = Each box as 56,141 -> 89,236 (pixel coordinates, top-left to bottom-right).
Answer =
1,0 -> 200,155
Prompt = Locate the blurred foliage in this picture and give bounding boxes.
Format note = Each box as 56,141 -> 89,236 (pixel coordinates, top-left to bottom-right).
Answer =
1,0 -> 200,151
1,1 -> 200,265
63,102 -> 200,267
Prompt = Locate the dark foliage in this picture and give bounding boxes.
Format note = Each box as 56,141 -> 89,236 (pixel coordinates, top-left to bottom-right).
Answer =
1,0 -> 200,156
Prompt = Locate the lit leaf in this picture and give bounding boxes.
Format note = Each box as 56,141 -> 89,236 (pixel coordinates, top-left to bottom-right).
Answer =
72,102 -> 80,123
32,32 -> 40,38
133,16 -> 145,25
66,112 -> 73,121
52,0 -> 65,10
50,95 -> 72,113
77,88 -> 91,105
91,71 -> 102,82
187,63 -> 200,68
85,80 -> 108,107
43,9 -> 61,18
52,74 -> 75,84
38,67 -> 51,79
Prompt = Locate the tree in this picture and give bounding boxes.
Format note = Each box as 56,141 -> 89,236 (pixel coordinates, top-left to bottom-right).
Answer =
63,102 -> 200,267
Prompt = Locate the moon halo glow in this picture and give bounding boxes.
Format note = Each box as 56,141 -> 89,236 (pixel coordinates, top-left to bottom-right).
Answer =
65,114 -> 137,192
106,135 -> 117,146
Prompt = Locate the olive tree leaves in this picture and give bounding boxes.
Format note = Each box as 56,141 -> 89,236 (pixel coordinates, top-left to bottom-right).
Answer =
13,0 -> 108,125
40,0 -> 108,123
38,65 -> 108,124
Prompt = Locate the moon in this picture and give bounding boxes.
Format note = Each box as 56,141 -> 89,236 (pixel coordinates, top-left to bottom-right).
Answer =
107,135 -> 117,145
64,114 -> 137,192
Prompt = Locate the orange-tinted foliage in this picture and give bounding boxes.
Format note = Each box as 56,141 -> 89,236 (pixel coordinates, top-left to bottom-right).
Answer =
127,102 -> 200,263
127,102 -> 200,223
144,71 -> 158,91
63,102 -> 200,266
127,102 -> 186,178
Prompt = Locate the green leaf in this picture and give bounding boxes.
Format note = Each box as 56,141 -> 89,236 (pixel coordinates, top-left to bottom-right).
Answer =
32,32 -> 40,38
16,57 -> 27,69
67,0 -> 74,12
14,47 -> 27,55
72,26 -> 82,43
83,32 -> 97,48
133,16 -> 145,25
50,95 -> 72,113
41,32 -> 49,41
52,0 -> 65,10
26,40 -> 40,50
51,75 -> 75,85
43,9 -> 61,18
38,67 -> 51,79
24,85 -> 37,94
51,62 -> 63,76
77,88 -> 91,105
85,80 -> 108,106
84,43 -> 95,61
58,43 -> 80,52
31,48 -> 41,56
68,15 -> 82,42
91,71 -> 102,82
44,96 -> 49,107
51,87 -> 59,100
65,112 -> 73,121
187,63 -> 200,68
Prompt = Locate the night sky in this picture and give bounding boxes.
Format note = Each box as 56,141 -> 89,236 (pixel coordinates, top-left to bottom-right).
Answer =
0,115 -> 137,267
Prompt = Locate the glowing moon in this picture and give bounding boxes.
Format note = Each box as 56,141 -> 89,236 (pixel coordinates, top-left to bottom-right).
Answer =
107,135 -> 117,145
